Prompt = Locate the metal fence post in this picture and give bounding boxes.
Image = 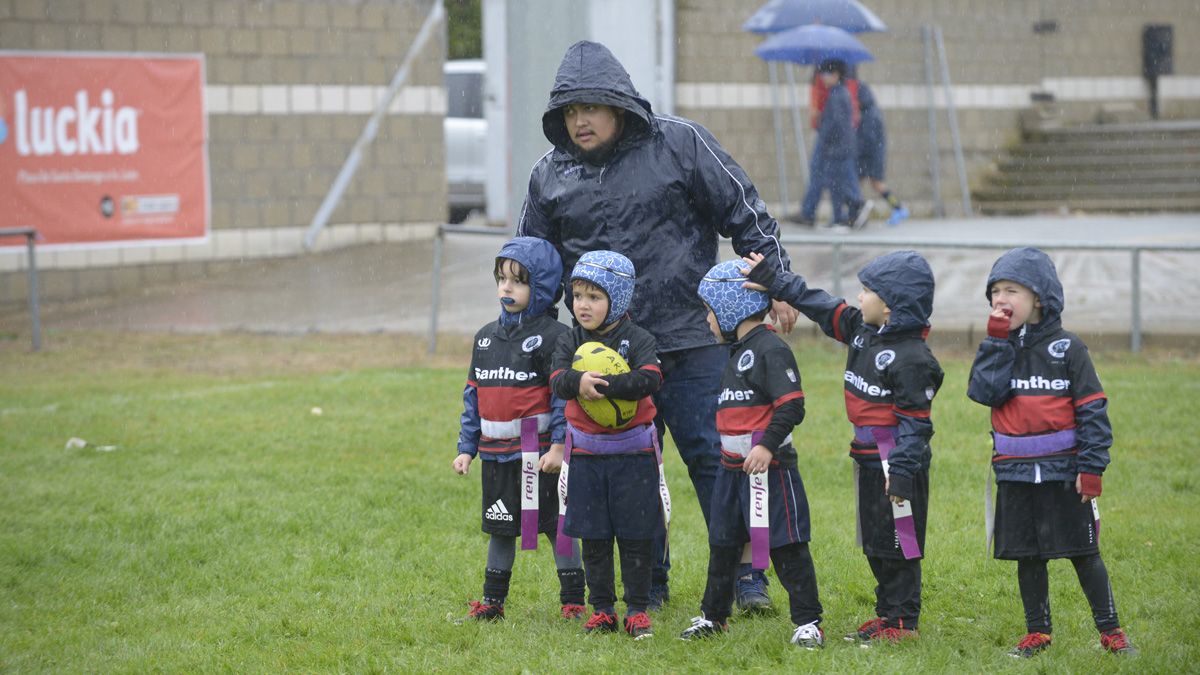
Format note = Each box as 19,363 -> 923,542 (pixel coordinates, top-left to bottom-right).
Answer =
831,242 -> 843,299
934,25 -> 973,217
428,225 -> 445,355
767,61 -> 791,215
1130,248 -> 1142,353
784,63 -> 809,184
26,232 -> 40,352
922,26 -> 945,217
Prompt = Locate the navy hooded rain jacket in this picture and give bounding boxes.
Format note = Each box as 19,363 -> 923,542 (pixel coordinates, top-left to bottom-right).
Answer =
518,41 -> 792,353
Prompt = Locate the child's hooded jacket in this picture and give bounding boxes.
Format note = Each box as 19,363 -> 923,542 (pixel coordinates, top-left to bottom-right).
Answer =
458,237 -> 568,460
968,247 -> 1112,483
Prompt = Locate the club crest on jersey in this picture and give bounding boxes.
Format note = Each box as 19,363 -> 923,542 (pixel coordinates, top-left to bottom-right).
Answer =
874,349 -> 896,370
1048,338 -> 1071,358
477,337 -> 491,349
738,350 -> 755,372
786,368 -> 797,383
618,339 -> 631,360
522,335 -> 543,352
852,335 -> 865,349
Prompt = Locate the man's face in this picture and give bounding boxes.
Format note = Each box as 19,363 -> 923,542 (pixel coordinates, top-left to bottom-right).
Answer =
564,103 -> 623,153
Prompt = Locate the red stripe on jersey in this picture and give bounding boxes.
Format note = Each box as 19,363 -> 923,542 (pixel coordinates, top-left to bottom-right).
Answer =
832,303 -> 848,343
845,391 -> 896,426
893,405 -> 930,419
773,391 -> 805,408
479,435 -> 551,455
639,364 -> 663,375
717,405 -> 773,435
992,395 -> 1075,435
1075,392 -> 1107,408
477,385 -> 551,420
467,380 -> 478,388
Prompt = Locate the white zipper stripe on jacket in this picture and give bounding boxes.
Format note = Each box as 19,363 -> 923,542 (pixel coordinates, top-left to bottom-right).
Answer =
655,115 -> 788,274
516,148 -> 556,236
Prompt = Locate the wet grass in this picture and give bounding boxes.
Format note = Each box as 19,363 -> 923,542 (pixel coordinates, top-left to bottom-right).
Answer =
0,332 -> 1197,672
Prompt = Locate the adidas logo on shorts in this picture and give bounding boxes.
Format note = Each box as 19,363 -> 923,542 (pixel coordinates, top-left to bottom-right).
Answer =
485,499 -> 513,522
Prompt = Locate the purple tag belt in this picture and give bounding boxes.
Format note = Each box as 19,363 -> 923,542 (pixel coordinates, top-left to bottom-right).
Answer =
992,429 -> 1076,457
869,427 -> 922,560
568,423 -> 656,455
854,424 -> 897,446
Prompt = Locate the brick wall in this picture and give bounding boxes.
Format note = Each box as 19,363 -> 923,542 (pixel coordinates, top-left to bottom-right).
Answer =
674,0 -> 1200,218
0,0 -> 445,305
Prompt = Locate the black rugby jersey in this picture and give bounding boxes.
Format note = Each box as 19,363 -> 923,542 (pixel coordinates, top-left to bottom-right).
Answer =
715,324 -> 805,469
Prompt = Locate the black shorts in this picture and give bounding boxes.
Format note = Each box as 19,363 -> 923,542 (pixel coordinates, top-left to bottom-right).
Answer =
994,480 -> 1099,560
708,466 -> 811,548
562,453 -> 663,540
480,458 -> 560,537
857,464 -> 928,559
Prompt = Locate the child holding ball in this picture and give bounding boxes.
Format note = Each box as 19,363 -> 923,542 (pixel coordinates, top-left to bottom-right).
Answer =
550,250 -> 665,639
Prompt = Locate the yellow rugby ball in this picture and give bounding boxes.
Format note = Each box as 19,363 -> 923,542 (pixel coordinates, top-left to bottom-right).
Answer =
572,342 -> 638,429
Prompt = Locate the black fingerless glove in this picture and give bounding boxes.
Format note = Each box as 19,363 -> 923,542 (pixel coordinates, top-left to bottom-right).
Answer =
748,261 -> 778,289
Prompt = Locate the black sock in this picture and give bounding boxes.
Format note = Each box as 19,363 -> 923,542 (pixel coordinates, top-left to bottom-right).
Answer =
1071,554 -> 1120,632
882,191 -> 902,208
558,568 -> 586,606
483,567 -> 512,606
1017,559 -> 1051,634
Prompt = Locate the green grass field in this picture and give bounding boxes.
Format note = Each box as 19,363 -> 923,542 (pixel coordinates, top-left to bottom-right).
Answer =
1,332 -> 1198,672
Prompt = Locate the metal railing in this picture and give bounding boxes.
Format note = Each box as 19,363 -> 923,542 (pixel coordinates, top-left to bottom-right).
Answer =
0,227 -> 41,351
428,224 -> 1200,354
777,233 -> 1200,352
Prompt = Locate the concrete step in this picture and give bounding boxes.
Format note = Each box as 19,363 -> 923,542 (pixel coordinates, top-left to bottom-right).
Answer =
975,182 -> 1200,201
996,153 -> 1200,172
1029,120 -> 1200,143
1010,138 -> 1200,156
974,194 -> 1200,212
985,167 -> 1200,187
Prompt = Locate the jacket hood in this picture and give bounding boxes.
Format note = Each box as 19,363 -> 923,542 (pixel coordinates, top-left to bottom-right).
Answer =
986,247 -> 1064,325
542,41 -> 654,156
496,237 -> 563,325
858,250 -> 935,333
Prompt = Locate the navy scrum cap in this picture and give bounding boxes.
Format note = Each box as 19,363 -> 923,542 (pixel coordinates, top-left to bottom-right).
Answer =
570,250 -> 636,327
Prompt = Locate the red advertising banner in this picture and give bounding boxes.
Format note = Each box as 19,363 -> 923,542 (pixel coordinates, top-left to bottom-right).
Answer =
0,52 -> 208,247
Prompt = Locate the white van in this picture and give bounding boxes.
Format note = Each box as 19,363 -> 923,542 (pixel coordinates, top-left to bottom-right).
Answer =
444,59 -> 486,222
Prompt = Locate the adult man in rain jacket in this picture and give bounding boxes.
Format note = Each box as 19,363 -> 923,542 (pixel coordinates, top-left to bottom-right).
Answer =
518,40 -> 798,609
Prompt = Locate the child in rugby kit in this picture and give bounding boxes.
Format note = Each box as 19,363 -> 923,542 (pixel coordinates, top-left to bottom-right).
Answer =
967,247 -> 1135,657
742,249 -> 943,644
549,250 -> 665,640
679,260 -> 825,649
453,237 -> 586,621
